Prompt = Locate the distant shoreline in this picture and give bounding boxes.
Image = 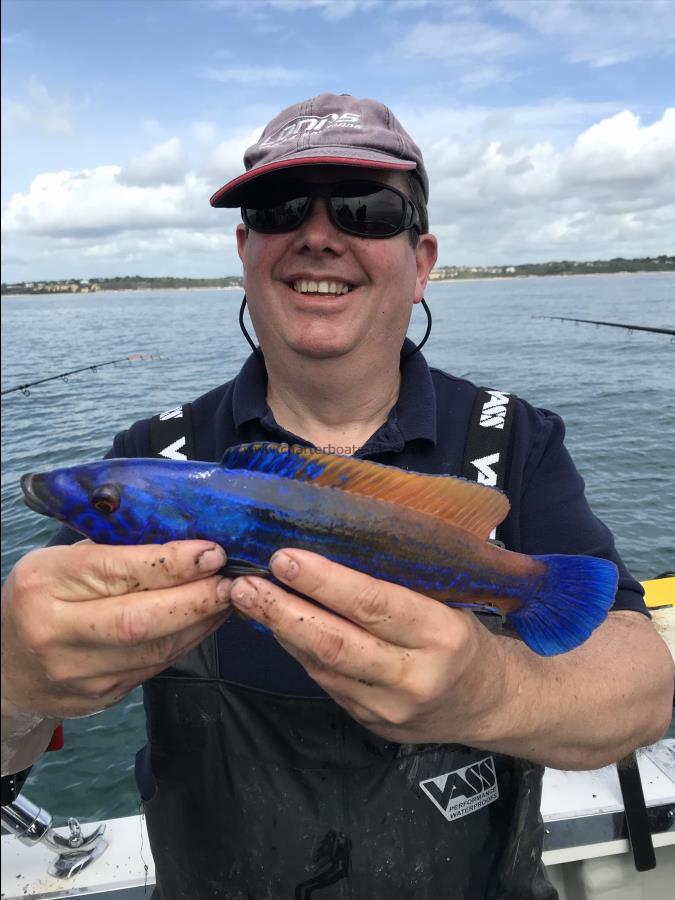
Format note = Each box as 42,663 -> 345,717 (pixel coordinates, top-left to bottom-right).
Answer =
3,268 -> 673,299
429,269 -> 674,285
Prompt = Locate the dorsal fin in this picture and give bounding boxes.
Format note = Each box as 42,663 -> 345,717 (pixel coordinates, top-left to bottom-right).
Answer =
221,442 -> 509,540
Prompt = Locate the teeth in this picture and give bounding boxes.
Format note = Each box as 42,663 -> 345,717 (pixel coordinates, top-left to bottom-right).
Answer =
292,280 -> 352,295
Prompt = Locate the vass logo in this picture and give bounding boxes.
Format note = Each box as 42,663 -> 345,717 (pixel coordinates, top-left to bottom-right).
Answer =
470,391 -> 512,488
157,406 -> 187,460
261,113 -> 361,147
479,389 -> 510,430
419,756 -> 499,822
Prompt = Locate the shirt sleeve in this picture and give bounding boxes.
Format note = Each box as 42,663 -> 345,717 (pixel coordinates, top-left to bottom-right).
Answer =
502,400 -> 647,616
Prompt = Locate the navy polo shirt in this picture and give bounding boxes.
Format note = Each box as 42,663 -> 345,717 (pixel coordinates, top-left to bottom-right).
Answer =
50,344 -> 647,698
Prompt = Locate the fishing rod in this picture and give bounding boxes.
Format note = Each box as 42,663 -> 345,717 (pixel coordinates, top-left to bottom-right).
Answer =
533,316 -> 675,337
1,354 -> 162,397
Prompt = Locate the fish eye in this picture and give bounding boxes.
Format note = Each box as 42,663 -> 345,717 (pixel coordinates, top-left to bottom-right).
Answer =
91,484 -> 121,515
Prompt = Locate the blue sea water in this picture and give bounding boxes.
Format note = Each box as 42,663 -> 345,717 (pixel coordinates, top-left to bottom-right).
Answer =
1,273 -> 673,822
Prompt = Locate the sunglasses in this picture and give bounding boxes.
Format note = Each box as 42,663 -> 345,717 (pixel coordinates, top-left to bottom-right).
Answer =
241,179 -> 421,238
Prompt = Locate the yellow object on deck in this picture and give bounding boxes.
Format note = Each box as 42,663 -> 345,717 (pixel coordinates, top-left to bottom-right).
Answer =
641,576 -> 675,609
642,577 -> 675,662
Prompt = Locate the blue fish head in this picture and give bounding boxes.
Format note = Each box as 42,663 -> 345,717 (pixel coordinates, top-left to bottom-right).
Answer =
20,458 -> 204,545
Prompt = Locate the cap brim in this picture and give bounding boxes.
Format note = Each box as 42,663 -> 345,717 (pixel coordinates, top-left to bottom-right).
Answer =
210,150 -> 417,208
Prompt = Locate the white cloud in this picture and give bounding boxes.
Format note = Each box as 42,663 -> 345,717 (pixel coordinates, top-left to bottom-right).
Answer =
425,108 -> 675,264
2,107 -> 673,279
117,138 -> 189,187
563,109 -> 675,186
203,127 -> 263,183
2,166 -> 218,238
1,76 -> 74,137
497,0 -> 675,67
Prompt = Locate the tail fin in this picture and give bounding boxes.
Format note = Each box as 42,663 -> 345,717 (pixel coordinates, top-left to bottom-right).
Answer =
506,555 -> 618,656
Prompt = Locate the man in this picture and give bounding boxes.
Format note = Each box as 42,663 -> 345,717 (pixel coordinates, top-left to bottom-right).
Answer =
2,94 -> 673,899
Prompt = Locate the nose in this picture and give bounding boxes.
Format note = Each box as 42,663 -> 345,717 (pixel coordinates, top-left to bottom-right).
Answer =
291,196 -> 347,255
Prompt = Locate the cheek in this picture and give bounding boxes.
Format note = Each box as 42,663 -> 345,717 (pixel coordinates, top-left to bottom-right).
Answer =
242,233 -> 287,279
365,243 -> 417,287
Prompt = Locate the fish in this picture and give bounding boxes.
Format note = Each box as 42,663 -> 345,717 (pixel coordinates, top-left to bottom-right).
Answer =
20,442 -> 618,656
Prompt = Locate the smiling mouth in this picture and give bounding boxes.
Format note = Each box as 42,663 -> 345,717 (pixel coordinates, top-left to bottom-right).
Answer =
290,279 -> 354,296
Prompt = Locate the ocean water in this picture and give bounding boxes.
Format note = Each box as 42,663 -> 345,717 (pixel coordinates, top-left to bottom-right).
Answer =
1,273 -> 673,823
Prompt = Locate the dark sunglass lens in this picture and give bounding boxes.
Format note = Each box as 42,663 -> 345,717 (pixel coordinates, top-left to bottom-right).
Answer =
244,195 -> 309,232
330,184 -> 404,236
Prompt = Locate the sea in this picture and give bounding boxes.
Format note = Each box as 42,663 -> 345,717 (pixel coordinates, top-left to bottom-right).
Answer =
1,272 -> 674,823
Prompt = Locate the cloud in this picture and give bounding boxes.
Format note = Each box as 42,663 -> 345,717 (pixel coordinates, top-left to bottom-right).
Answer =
425,108 -> 675,264
393,18 -> 525,63
201,65 -> 311,86
117,138 -> 189,187
1,227 -> 240,281
1,76 -> 74,137
2,107 -> 673,279
203,126 -> 263,183
2,165 -> 221,239
497,0 -> 675,68
205,0 -> 380,20
563,109 -> 675,187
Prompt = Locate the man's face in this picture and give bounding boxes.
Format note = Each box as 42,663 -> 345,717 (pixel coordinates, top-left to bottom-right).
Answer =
236,166 -> 437,363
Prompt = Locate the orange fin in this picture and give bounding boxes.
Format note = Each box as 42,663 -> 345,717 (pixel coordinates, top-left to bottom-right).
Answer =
222,442 -> 509,540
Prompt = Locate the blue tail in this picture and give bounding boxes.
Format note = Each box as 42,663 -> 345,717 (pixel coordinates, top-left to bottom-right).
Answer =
506,555 -> 618,656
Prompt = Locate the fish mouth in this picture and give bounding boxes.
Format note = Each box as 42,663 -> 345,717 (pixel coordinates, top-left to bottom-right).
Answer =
21,473 -> 62,519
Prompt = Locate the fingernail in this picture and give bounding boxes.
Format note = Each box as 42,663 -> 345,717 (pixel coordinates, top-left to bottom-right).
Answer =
198,546 -> 227,572
231,578 -> 257,609
270,551 -> 299,581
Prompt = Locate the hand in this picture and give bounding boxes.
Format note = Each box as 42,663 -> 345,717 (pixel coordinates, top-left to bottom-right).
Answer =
2,541 -> 232,722
229,549 -> 501,744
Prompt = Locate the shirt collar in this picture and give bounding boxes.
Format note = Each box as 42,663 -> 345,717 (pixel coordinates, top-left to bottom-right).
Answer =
231,339 -> 437,449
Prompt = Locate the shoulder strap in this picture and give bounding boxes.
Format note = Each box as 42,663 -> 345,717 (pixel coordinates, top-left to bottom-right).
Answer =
461,387 -> 516,545
150,403 -> 196,460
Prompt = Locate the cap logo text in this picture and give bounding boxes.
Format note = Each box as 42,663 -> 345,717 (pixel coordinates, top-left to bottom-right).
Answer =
261,113 -> 361,147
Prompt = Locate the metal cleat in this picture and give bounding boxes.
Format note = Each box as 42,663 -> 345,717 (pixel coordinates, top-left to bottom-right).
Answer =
1,793 -> 108,878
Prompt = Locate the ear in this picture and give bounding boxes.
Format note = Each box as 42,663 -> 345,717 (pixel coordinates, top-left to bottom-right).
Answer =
413,233 -> 438,304
236,223 -> 248,264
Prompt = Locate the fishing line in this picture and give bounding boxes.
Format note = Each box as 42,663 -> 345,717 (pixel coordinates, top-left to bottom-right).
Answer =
533,316 -> 675,337
1,354 -> 162,397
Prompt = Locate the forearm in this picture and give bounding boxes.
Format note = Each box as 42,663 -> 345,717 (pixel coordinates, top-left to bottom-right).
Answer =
461,612 -> 674,770
1,702 -> 60,777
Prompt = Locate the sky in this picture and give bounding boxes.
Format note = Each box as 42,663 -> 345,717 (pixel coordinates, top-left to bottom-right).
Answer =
2,0 -> 674,282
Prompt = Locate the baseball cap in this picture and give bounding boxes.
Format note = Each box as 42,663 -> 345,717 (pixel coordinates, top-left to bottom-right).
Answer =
210,93 -> 428,208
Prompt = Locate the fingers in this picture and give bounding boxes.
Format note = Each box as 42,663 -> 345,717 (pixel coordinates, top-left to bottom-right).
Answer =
230,574 -> 413,687
20,540 -> 227,602
269,549 -> 445,648
3,542 -> 234,721
43,608 -> 230,717
57,573 -> 232,648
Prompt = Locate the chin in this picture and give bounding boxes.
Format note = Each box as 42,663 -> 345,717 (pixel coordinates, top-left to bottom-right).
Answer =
288,335 -> 357,360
